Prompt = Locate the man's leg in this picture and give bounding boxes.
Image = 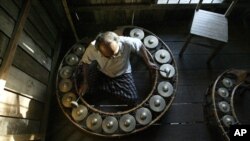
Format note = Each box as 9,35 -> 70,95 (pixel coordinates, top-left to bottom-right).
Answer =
100,73 -> 138,104
83,65 -> 104,104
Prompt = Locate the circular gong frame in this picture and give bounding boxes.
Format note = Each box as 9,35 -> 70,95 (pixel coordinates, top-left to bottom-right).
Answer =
55,26 -> 178,137
204,69 -> 250,141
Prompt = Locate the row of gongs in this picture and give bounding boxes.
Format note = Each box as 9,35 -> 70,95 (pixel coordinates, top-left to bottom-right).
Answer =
130,28 -> 159,49
129,27 -> 176,135
205,69 -> 249,141
60,92 -> 163,133
65,105 -> 153,133
58,43 -> 85,93
215,76 -> 236,127
56,27 -> 177,136
59,92 -> 173,134
129,28 -> 176,79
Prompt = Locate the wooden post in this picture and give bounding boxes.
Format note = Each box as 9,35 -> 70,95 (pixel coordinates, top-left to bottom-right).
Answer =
0,0 -> 31,82
225,0 -> 238,17
40,33 -> 62,141
196,0 -> 203,11
62,0 -> 79,42
179,34 -> 193,57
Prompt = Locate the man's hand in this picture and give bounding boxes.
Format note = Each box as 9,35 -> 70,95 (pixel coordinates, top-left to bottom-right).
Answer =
147,62 -> 159,78
139,46 -> 159,71
147,61 -> 159,70
78,83 -> 88,96
79,63 -> 89,96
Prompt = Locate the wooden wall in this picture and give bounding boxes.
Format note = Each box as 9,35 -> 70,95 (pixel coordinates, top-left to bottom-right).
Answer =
0,0 -> 61,140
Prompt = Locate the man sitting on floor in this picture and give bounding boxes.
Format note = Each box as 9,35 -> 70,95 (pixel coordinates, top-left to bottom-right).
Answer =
79,31 -> 157,104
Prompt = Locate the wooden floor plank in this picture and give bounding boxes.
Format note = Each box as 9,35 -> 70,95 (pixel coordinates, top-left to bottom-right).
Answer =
161,103 -> 204,123
174,85 -> 208,103
175,54 -> 250,70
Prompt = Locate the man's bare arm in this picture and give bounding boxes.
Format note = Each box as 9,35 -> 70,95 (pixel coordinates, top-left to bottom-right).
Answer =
78,63 -> 89,95
139,45 -> 158,69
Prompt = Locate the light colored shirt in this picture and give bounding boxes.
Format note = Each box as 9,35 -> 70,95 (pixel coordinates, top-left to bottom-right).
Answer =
81,36 -> 143,78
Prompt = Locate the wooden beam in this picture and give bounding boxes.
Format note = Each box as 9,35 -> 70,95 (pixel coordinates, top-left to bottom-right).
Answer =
76,4 -> 191,11
75,4 -> 196,11
74,3 -> 244,12
0,0 -> 31,81
40,33 -> 63,141
0,134 -> 42,141
62,0 -> 79,42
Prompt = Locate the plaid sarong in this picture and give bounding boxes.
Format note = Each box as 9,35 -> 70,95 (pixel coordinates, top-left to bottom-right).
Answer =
85,66 -> 138,104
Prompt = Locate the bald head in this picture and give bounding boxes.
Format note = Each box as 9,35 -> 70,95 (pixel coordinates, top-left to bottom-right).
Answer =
95,31 -> 120,58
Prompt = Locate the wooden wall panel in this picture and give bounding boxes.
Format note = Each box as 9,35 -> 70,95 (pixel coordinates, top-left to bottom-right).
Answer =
0,134 -> 41,141
13,47 -> 50,84
28,7 -> 56,48
19,31 -> 52,70
0,117 -> 40,135
0,8 -> 15,37
0,31 -> 9,57
0,0 -> 19,20
0,1 -> 60,141
12,0 -> 23,8
40,0 -> 68,31
0,89 -> 44,120
32,0 -> 58,42
6,66 -> 47,102
25,20 -> 52,56
0,1 -> 52,69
